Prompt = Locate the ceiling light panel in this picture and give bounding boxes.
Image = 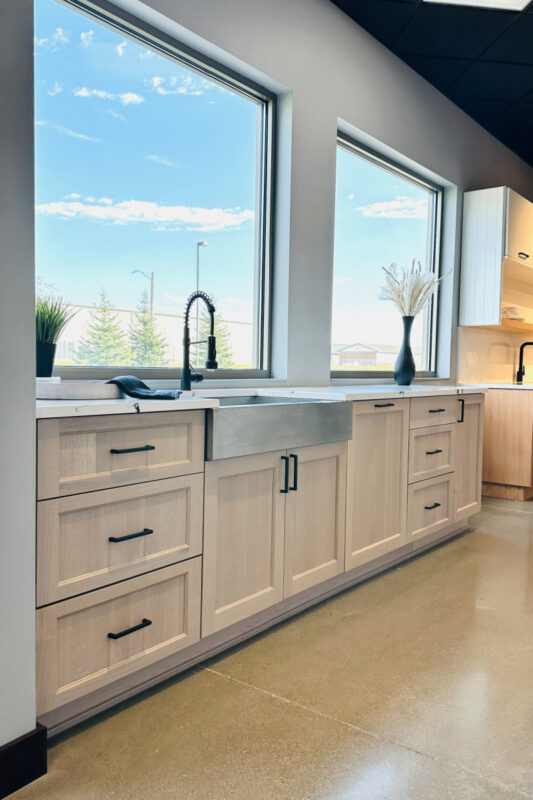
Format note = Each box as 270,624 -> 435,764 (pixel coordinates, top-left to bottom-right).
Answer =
423,0 -> 529,10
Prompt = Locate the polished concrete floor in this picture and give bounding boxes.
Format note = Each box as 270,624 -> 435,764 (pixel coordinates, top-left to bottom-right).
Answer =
13,498 -> 533,799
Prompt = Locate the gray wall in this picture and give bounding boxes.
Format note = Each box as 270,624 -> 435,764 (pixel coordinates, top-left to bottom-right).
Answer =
2,0 -> 533,745
0,0 -> 36,745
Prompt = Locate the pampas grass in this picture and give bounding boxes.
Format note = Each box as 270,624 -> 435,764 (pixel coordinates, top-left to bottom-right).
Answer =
378,260 -> 448,317
36,295 -> 76,343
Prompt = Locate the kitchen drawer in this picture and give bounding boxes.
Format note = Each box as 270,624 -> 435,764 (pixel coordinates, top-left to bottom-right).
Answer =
409,396 -> 459,429
36,559 -> 201,714
408,424 -> 456,484
407,474 -> 454,542
37,475 -> 204,606
37,411 -> 204,499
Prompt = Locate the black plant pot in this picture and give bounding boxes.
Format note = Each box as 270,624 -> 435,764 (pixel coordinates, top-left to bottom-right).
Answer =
36,341 -> 57,378
394,316 -> 416,386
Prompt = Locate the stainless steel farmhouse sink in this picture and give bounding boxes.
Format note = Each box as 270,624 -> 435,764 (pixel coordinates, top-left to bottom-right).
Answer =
206,396 -> 352,460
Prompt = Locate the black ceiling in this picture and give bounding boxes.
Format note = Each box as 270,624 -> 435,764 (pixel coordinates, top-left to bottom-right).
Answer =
330,0 -> 533,166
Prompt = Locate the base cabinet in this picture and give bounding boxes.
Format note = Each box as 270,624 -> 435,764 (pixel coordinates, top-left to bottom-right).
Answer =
202,442 -> 347,635
455,395 -> 484,520
346,399 -> 409,570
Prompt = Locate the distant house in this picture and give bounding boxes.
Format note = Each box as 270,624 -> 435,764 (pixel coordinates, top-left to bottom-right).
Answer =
331,342 -> 422,369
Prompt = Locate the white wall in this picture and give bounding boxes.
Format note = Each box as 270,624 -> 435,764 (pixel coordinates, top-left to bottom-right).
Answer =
110,0 -> 533,385
0,0 -> 36,744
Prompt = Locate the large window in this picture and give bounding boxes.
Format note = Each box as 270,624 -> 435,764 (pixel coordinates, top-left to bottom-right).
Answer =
331,137 -> 441,376
34,0 -> 273,376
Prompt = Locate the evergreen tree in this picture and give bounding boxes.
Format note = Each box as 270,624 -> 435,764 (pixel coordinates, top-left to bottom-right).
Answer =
76,290 -> 131,365
197,308 -> 234,368
129,290 -> 169,367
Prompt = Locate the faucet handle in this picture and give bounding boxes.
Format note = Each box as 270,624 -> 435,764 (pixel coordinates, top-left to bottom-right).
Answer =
205,335 -> 218,370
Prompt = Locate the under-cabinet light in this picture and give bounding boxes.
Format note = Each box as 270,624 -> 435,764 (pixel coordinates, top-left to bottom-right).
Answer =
423,0 -> 529,10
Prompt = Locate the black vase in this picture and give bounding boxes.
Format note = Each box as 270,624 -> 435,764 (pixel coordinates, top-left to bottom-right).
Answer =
394,316 -> 416,386
36,341 -> 57,378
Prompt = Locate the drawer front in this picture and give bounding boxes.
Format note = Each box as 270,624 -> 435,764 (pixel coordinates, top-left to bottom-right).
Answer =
37,559 -> 201,714
407,475 -> 454,542
408,424 -> 456,484
37,475 -> 204,606
409,397 -> 459,429
37,411 -> 204,499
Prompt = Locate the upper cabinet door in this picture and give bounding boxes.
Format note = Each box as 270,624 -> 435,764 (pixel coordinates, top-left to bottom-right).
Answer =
202,451 -> 286,637
284,442 -> 346,598
346,400 -> 409,571
454,395 -> 484,522
506,189 -> 533,266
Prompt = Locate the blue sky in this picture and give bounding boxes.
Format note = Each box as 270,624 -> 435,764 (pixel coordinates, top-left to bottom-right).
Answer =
34,0 -> 260,324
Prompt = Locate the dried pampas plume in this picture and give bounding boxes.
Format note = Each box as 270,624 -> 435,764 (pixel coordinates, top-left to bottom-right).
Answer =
378,260 -> 450,317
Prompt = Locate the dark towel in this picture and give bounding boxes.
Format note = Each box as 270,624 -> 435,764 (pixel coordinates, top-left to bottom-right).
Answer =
107,375 -> 181,400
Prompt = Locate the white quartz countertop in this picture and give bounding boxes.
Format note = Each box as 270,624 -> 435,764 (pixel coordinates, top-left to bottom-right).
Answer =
35,384 -> 486,419
462,383 -> 533,391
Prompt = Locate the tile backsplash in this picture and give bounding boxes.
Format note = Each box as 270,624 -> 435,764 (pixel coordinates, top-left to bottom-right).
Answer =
458,327 -> 533,385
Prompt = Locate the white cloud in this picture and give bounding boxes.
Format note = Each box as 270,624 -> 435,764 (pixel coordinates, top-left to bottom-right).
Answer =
356,195 -> 428,219
74,87 -> 144,105
36,198 -> 254,232
140,49 -> 154,60
99,197 -> 114,205
347,193 -> 354,200
35,121 -> 101,142
146,154 -> 179,168
116,41 -> 127,57
80,30 -> 94,47
107,110 -> 127,123
65,193 -> 81,199
334,276 -> 352,285
85,196 -> 97,203
35,27 -> 70,51
144,75 -> 208,96
47,81 -> 63,96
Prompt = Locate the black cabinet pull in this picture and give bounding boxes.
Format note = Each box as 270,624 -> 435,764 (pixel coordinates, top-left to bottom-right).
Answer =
374,402 -> 394,408
424,502 -> 441,510
428,409 -> 446,414
108,618 -> 152,640
518,252 -> 530,260
280,456 -> 290,493
109,528 -> 153,543
289,454 -> 298,491
110,445 -> 155,455
426,449 -> 443,456
458,398 -> 465,423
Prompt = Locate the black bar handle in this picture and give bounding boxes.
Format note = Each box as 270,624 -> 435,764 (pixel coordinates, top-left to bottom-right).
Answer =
374,402 -> 394,408
280,455 -> 289,493
426,449 -> 443,455
289,454 -> 298,491
429,408 -> 446,414
458,398 -> 465,423
518,252 -> 530,260
424,502 -> 441,511
108,618 -> 152,640
110,445 -> 156,455
109,528 -> 154,544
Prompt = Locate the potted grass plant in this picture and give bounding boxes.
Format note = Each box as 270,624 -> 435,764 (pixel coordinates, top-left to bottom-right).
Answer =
36,296 -> 75,377
378,261 -> 449,386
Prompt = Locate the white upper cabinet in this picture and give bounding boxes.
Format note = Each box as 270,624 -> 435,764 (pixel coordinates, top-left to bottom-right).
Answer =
459,187 -> 533,328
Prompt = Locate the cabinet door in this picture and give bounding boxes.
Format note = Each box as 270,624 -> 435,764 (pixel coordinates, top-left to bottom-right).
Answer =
346,400 -> 409,570
284,442 -> 346,598
202,451 -> 286,636
506,189 -> 533,265
455,395 -> 484,522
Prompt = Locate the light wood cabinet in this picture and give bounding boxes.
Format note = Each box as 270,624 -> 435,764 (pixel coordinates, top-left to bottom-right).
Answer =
37,411 -> 204,499
37,475 -> 204,606
346,399 -> 409,570
460,186 -> 533,329
455,395 -> 484,520
37,559 -> 201,714
284,442 -> 346,597
409,396 -> 459,429
202,451 -> 286,636
409,424 -> 456,484
482,389 -> 533,501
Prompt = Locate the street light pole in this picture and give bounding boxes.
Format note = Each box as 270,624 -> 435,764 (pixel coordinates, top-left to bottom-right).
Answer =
195,241 -> 209,364
132,270 -> 155,314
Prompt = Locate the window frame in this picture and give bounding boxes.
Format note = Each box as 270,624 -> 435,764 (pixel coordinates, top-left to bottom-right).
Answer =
331,134 -> 443,380
40,0 -> 276,381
